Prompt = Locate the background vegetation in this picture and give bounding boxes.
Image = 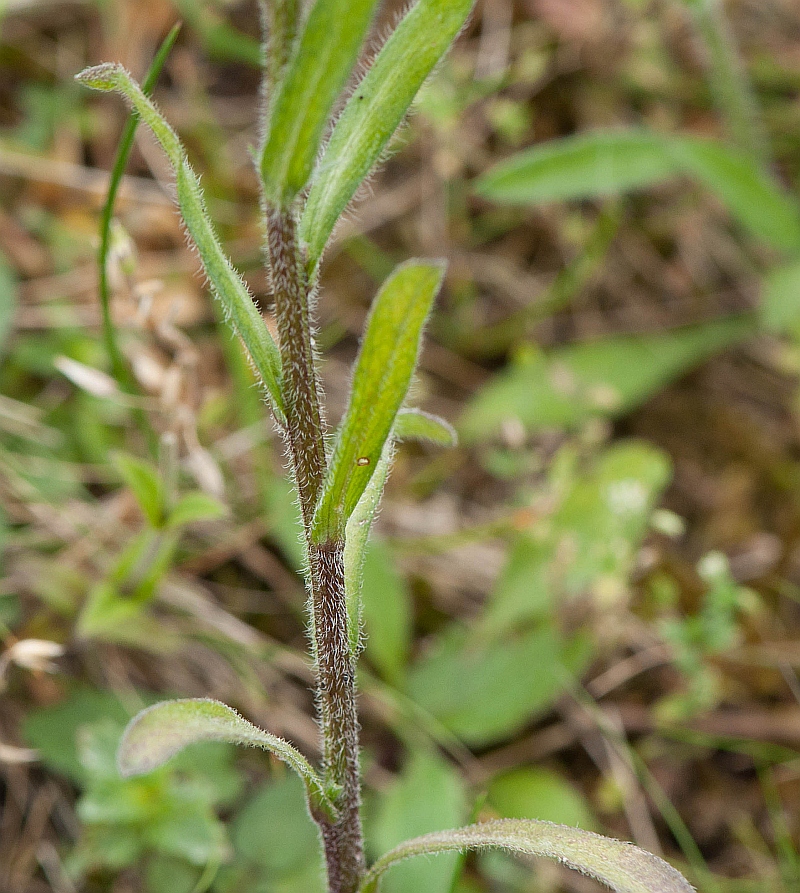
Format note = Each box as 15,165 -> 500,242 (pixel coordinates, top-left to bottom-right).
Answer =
2,0 -> 800,891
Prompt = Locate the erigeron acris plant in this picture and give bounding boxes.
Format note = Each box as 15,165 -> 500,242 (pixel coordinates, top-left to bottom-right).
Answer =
77,2 -> 694,892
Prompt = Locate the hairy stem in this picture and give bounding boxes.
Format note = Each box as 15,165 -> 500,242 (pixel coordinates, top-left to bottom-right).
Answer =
261,0 -> 300,93
266,208 -> 327,525
265,208 -> 364,893
311,542 -> 365,893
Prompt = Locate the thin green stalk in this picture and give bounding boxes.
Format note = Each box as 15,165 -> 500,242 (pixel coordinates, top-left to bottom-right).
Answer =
98,23 -> 181,385
97,23 -> 181,454
684,0 -> 771,169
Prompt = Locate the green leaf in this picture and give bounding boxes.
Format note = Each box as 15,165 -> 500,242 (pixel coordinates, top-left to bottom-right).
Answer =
665,136 -> 800,253
232,773 -> 325,882
344,442 -> 393,653
76,64 -> 285,422
759,259 -> 800,335
112,452 -> 163,527
359,819 -> 694,893
460,316 -> 753,442
23,686 -> 134,783
360,540 -> 413,684
368,749 -> 468,893
406,624 -> 592,747
394,409 -> 457,447
488,767 -> 596,830
166,491 -> 228,529
260,0 -> 380,204
146,857 -> 206,893
146,798 -> 230,866
117,699 -> 335,820
474,130 -> 680,205
313,261 -> 444,543
474,128 -> 800,253
300,0 -> 476,273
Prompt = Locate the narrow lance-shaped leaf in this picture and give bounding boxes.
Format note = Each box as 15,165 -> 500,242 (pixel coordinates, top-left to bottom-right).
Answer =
313,261 -> 444,543
300,0 -> 476,275
343,409 -> 455,653
344,441 -> 393,653
75,64 -> 285,423
460,316 -> 753,442
359,819 -> 694,893
474,130 -> 681,206
474,128 -> 800,254
260,0 -> 380,205
118,699 -> 336,821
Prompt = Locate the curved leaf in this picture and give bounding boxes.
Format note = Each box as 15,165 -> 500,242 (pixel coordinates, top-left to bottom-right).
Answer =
76,64 -> 285,422
312,260 -> 444,543
118,699 -> 335,820
359,819 -> 694,893
260,0 -> 380,204
300,0 -> 476,274
394,409 -> 457,447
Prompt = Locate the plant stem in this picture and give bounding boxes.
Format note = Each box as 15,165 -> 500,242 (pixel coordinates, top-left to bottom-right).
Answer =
266,207 -> 365,893
311,541 -> 365,893
266,208 -> 327,524
261,0 -> 299,93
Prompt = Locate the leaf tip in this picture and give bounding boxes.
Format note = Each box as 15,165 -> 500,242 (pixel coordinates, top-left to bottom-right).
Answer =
75,62 -> 125,91
116,703 -> 157,778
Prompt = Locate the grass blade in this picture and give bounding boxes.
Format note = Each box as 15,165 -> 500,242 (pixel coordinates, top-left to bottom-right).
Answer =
98,24 -> 180,389
312,261 -> 444,542
359,819 -> 694,893
118,699 -> 336,820
300,0 -> 476,275
77,63 -> 285,422
259,0 -> 381,205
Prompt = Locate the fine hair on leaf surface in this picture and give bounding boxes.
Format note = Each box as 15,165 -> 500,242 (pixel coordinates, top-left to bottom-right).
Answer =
75,64 -> 286,421
359,819 -> 695,893
118,699 -> 337,820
